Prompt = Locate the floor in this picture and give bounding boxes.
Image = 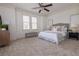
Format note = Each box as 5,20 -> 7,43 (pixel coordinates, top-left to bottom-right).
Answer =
0,37 -> 79,56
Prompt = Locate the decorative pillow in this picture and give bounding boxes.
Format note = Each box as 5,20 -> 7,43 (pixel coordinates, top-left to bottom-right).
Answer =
51,26 -> 67,32
57,26 -> 62,31
51,26 -> 57,32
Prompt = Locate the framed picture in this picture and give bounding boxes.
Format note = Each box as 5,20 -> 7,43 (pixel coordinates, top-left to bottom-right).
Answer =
70,14 -> 79,28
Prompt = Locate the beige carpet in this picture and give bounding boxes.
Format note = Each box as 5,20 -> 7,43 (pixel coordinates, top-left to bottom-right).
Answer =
0,37 -> 79,56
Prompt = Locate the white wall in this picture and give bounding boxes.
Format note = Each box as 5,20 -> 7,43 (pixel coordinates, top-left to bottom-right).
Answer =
15,8 -> 45,39
47,7 -> 79,28
0,6 -> 17,40
1,5 -> 78,41
0,6 -> 46,40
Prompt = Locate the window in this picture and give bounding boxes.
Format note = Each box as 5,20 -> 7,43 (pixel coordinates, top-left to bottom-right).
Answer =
23,15 -> 38,30
23,16 -> 30,29
31,17 -> 37,29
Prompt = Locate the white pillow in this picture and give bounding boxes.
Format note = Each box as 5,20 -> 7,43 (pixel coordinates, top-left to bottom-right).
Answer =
51,27 -> 57,32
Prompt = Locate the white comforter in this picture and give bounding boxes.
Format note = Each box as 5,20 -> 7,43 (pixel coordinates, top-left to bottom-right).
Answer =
38,31 -> 65,44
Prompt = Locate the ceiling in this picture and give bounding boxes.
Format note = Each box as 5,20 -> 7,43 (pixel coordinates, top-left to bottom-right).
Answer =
0,3 -> 79,15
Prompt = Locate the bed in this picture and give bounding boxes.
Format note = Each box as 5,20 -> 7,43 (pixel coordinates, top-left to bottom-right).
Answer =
38,23 -> 69,44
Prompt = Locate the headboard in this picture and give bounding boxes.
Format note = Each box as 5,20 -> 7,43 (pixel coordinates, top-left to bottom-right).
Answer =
50,23 -> 69,37
53,23 -> 69,28
52,23 -> 69,32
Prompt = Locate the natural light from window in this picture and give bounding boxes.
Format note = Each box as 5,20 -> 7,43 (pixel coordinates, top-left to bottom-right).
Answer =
32,17 -> 37,29
23,16 -> 30,29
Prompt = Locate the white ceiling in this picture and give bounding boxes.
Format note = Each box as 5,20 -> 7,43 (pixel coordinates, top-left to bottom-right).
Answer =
0,3 -> 79,15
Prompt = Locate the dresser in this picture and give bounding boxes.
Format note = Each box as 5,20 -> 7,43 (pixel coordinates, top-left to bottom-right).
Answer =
0,30 -> 10,47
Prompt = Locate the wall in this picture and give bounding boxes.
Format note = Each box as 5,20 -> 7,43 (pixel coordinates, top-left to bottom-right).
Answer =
1,5 -> 78,40
0,6 -> 17,40
15,8 -> 45,39
0,6 -> 46,40
47,7 -> 79,28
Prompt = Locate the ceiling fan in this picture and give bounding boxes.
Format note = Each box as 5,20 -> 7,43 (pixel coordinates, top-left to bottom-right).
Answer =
32,3 -> 53,13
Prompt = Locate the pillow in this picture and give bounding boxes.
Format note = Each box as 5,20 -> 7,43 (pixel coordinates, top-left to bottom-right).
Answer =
51,26 -> 57,32
51,26 -> 67,32
57,26 -> 62,31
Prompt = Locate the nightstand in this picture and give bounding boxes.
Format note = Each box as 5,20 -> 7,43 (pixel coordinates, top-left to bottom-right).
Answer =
68,31 -> 79,40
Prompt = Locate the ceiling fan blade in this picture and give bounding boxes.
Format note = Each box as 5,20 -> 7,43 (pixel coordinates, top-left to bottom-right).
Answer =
39,3 -> 43,7
39,10 -> 41,13
44,4 -> 53,7
44,8 -> 49,12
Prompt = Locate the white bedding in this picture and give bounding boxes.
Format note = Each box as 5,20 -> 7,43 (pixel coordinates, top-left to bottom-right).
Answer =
38,31 -> 65,44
